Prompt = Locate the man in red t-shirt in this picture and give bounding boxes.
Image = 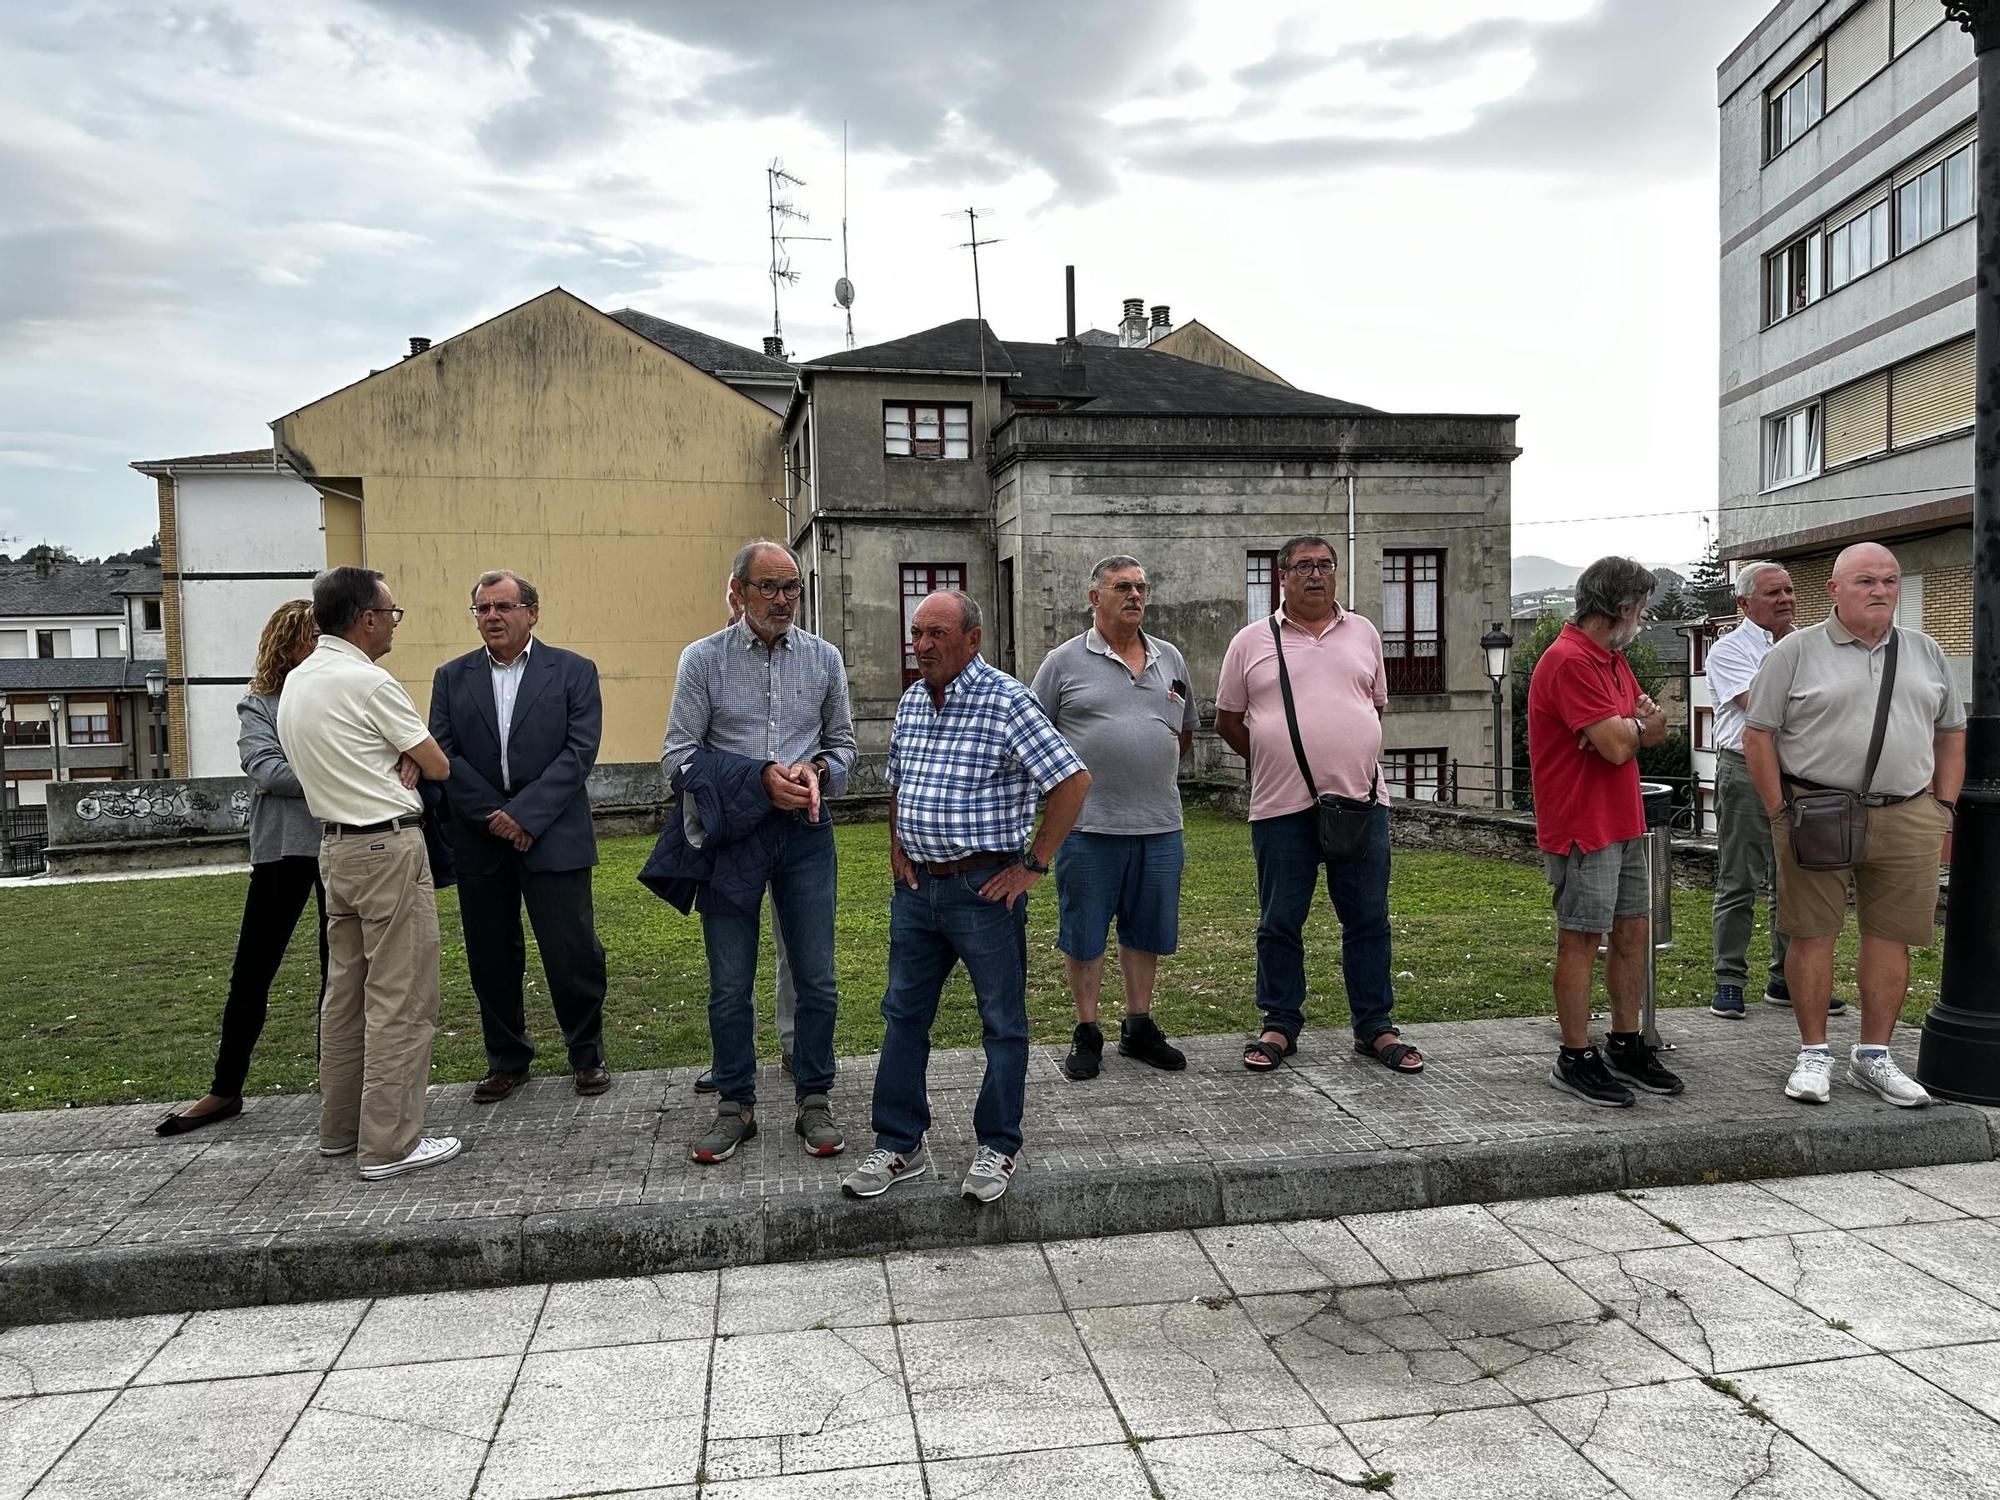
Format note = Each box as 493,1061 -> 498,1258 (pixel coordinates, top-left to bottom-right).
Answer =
1526,556 -> 1683,1107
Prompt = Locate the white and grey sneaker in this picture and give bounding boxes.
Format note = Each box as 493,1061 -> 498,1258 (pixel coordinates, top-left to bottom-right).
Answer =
1848,1048 -> 1931,1108
961,1146 -> 1016,1204
841,1143 -> 928,1198
359,1135 -> 462,1180
1783,1050 -> 1833,1105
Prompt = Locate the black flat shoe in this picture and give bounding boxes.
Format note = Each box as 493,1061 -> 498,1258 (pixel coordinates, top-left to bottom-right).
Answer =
154,1097 -> 242,1136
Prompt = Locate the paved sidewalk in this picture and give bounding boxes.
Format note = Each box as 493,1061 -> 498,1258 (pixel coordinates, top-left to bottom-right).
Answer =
1,1016 -> 1993,1323
5,1161 -> 2000,1498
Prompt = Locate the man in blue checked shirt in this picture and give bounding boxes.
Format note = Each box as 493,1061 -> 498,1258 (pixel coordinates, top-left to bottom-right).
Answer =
841,589 -> 1091,1206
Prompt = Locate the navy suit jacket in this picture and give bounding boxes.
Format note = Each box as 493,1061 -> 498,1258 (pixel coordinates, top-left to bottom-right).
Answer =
429,640 -> 601,876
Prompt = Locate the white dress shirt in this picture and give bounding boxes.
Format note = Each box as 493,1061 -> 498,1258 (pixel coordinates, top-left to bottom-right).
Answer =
1704,621 -> 1774,753
488,636 -> 532,790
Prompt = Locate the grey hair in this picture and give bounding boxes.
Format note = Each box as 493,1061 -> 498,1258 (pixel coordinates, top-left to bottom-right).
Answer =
1734,561 -> 1786,599
1276,535 -> 1338,571
471,569 -> 539,609
934,589 -> 981,631
1571,556 -> 1657,627
731,539 -> 801,582
1090,554 -> 1144,585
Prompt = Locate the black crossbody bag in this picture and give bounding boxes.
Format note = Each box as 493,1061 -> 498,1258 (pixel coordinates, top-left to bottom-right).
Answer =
1269,616 -> 1381,861
1783,627 -> 1897,873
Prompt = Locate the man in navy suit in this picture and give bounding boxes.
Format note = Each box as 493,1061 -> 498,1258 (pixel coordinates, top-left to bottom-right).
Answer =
430,569 -> 611,1100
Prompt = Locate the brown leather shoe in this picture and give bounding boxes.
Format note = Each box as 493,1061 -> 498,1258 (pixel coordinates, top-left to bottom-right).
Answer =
574,1066 -> 612,1096
473,1068 -> 531,1104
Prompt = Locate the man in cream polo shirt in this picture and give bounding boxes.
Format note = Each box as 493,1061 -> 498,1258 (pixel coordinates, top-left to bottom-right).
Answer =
279,566 -> 459,1180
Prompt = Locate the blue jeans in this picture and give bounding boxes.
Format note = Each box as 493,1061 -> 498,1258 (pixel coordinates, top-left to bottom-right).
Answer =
697,820 -> 838,1109
1250,804 -> 1396,1045
871,869 -> 1030,1158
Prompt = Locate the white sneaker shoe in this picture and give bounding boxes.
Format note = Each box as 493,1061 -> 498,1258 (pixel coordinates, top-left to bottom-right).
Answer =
359,1135 -> 462,1180
1847,1049 -> 1931,1108
961,1145 -> 1017,1204
1784,1050 -> 1833,1104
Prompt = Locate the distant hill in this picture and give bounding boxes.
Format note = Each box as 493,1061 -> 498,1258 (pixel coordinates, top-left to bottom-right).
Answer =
1512,555 -> 1582,594
1510,563 -> 1691,621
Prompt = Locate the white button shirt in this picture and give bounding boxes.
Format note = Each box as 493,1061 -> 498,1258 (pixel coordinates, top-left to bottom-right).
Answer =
1704,621 -> 1774,753
488,636 -> 532,790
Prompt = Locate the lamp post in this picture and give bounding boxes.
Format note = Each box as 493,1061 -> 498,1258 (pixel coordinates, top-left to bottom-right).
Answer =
1920,0 -> 2000,1103
0,699 -> 10,811
144,670 -> 166,779
1480,623 -> 1514,808
46,693 -> 62,791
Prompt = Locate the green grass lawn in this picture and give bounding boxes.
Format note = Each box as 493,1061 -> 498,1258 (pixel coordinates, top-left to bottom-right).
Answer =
0,809 -> 1941,1111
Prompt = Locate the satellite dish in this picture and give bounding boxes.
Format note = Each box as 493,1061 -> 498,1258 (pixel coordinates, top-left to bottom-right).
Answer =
834,276 -> 855,308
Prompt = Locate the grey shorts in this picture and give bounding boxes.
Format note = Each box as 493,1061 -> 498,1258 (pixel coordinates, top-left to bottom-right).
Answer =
1544,838 -> 1649,935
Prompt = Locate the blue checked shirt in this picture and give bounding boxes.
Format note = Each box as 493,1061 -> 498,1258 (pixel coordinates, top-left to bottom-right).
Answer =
888,655 -> 1087,862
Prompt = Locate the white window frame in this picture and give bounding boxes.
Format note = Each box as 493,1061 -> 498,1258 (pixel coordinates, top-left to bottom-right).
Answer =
883,403 -> 971,461
1765,401 -> 1822,490
1767,53 -> 1825,158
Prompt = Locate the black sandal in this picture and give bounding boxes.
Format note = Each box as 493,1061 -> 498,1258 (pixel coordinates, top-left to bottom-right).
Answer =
154,1097 -> 242,1136
1243,1035 -> 1297,1072
1357,1031 -> 1424,1074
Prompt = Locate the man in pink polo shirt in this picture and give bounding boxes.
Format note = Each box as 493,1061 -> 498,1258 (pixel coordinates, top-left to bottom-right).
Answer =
1216,536 -> 1422,1077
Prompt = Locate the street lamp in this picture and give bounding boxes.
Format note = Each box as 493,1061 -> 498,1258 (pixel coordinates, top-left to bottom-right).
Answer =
1921,0 -> 2000,1103
144,670 -> 166,779
46,693 -> 62,790
0,699 -> 10,811
1480,623 -> 1513,808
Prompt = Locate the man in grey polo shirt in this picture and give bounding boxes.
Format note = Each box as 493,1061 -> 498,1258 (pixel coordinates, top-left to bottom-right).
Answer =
1031,555 -> 1198,1081
1745,543 -> 1965,1109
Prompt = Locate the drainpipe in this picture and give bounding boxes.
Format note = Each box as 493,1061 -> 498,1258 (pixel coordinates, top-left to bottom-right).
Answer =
1345,475 -> 1357,609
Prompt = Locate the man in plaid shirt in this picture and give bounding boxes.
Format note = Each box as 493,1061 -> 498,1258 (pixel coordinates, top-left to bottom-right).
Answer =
842,590 -> 1091,1205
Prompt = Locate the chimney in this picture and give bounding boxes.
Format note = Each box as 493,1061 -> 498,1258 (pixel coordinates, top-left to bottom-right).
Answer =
1120,297 -> 1147,347
34,547 -> 54,579
1059,265 -> 1089,399
1149,305 -> 1171,342
407,336 -> 431,357
762,335 -> 785,358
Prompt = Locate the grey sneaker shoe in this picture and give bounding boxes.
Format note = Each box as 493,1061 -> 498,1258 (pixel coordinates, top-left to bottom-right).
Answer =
1847,1048 -> 1930,1108
1784,1049 -> 1834,1104
842,1142 -> 928,1198
961,1145 -> 1017,1204
795,1094 -> 846,1157
690,1103 -> 757,1164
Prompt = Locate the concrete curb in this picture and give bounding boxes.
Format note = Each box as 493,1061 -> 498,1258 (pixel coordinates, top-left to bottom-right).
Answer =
4,1101 -> 1991,1325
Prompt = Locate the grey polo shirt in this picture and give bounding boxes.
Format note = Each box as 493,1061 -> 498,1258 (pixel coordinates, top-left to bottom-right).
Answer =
1030,626 -> 1198,835
1745,615 -> 1966,796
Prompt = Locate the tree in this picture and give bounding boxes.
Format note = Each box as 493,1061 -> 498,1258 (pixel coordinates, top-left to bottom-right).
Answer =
1512,613 -> 1675,813
1648,582 -> 1694,622
1688,536 -> 1728,596
104,533 -> 161,566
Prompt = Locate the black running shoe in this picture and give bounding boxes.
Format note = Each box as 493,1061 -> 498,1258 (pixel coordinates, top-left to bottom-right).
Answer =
1062,1022 -> 1103,1081
1118,1013 -> 1187,1071
1549,1047 -> 1635,1108
1605,1036 -> 1686,1096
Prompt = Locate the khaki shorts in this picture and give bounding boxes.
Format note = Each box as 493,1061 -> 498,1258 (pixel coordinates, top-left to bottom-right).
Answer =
1772,793 -> 1951,947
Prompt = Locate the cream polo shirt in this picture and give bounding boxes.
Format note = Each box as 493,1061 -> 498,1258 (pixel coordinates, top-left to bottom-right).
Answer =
276,636 -> 429,827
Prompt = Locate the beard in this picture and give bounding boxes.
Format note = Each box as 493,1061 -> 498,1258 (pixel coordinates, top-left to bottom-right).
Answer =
1609,619 -> 1643,649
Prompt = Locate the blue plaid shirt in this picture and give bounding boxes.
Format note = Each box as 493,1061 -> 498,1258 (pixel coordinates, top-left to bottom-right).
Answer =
888,655 -> 1086,862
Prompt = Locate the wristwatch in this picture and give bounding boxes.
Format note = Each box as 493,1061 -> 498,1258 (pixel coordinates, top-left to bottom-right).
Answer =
1020,849 -> 1051,875
1935,796 -> 1957,812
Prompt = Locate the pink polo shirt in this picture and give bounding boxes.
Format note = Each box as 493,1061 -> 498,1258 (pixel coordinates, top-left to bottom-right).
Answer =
1216,607 -> 1389,822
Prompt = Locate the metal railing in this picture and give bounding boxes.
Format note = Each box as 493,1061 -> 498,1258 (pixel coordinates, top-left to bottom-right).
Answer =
1,807 -> 47,877
1407,759 -> 1709,837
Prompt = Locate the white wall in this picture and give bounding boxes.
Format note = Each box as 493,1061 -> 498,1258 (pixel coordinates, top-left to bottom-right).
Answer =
175,469 -> 327,572
180,578 -> 312,679
186,684 -> 252,778
0,615 -> 121,657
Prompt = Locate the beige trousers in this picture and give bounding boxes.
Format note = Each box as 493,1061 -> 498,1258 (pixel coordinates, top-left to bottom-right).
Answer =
317,825 -> 441,1168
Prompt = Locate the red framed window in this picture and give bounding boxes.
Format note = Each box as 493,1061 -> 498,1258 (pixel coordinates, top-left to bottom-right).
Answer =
1693,706 -> 1715,750
1382,748 -> 1445,802
1245,551 -> 1279,624
884,404 -> 971,460
901,562 -> 966,685
1382,550 -> 1445,694
1689,628 -> 1709,673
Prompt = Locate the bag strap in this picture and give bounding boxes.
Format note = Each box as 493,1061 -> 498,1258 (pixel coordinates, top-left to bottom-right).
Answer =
1268,615 -> 1384,804
1860,627 -> 1899,794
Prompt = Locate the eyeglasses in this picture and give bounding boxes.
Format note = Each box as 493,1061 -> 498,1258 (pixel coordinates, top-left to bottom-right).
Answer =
470,602 -> 525,616
1281,560 -> 1336,577
367,606 -> 406,622
747,580 -> 804,600
1101,581 -> 1148,595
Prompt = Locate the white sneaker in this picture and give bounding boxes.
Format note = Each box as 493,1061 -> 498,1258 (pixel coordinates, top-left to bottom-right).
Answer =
1784,1050 -> 1833,1104
359,1135 -> 462,1180
1847,1049 -> 1931,1108
841,1143 -> 928,1198
961,1146 -> 1017,1204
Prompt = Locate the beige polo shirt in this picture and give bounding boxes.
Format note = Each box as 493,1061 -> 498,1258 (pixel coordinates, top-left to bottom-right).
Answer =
276,636 -> 429,826
1745,615 -> 1966,796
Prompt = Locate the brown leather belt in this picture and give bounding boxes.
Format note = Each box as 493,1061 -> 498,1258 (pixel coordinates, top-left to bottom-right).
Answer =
921,850 -> 1016,877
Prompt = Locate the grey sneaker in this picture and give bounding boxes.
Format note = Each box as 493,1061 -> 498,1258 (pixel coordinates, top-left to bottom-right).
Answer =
1848,1049 -> 1930,1108
795,1094 -> 846,1157
961,1145 -> 1016,1204
842,1142 -> 928,1198
690,1103 -> 757,1164
1784,1049 -> 1834,1104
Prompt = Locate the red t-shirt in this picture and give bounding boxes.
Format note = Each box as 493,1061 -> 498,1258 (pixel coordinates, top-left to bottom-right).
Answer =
1526,623 -> 1644,854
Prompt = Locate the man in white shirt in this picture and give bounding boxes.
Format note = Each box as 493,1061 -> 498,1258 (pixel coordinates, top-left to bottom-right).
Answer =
279,567 -> 457,1180
1705,562 -> 1807,1020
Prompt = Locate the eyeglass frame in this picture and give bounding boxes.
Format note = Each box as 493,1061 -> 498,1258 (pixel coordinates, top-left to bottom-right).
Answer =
744,578 -> 805,600
1278,559 -> 1337,577
366,605 -> 407,622
470,601 -> 527,616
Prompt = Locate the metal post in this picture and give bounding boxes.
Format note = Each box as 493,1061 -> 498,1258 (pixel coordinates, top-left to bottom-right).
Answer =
1922,1 -> 2000,1104
1490,678 -> 1506,807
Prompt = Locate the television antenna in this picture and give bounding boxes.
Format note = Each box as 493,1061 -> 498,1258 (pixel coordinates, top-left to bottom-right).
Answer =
953,207 -> 1002,454
832,123 -> 856,349
766,158 -> 828,357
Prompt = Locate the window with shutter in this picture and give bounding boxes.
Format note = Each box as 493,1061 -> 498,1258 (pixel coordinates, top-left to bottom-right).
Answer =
1897,574 -> 1925,632
1823,371 -> 1890,467
1889,335 -> 1975,448
1825,0 -> 1889,107
1893,0 -> 1943,54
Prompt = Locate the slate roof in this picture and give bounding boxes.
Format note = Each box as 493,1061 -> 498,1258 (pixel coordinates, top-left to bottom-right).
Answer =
607,309 -> 796,379
0,658 -> 166,693
129,448 -> 277,474
0,565 -> 160,619
802,319 -> 1021,376
1002,340 -> 1376,416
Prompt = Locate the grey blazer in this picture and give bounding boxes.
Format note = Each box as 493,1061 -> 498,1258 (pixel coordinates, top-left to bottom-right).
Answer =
238,692 -> 321,863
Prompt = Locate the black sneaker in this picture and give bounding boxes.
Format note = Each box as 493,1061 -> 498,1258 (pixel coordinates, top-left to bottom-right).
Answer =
1062,1022 -> 1103,1081
1549,1047 -> 1635,1108
1604,1036 -> 1686,1096
1119,1013 -> 1187,1071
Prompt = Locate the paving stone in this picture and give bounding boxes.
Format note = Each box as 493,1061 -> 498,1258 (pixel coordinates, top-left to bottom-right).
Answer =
1045,1229 -> 1226,1309
1887,1160 -> 2000,1216
1537,1379 -> 1876,1499
1756,1168 -> 1969,1230
338,1284 -> 546,1369
883,1242 -> 1063,1324
252,1354 -> 517,1500
705,1465 -> 924,1499
1144,1426 -> 1375,1498
1558,1245 -> 1868,1374
927,1442 -> 1157,1499
1710,1230 -> 2000,1350
1488,1191 -> 1686,1262
1736,1354 -> 2000,1500
1893,1340 -> 2000,1421
136,1298 -> 367,1384
1340,1404 -> 1622,1499
30,1371 -> 317,1500
478,1341 -> 708,1499
1194,1218 -> 1389,1296
0,1312 -> 181,1397
0,1390 -> 116,1500
1342,1202 -> 1539,1279
1073,1298 -> 1312,1437
717,1253 -> 889,1334
1613,1182 -> 1823,1243
704,1326 -> 916,1480
1858,1217 -> 2000,1309
1242,1288 -> 1509,1422
530,1270 -> 716,1351
899,1311 -> 1122,1460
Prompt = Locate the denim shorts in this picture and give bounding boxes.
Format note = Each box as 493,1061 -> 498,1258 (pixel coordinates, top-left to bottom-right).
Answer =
1054,829 -> 1185,960
1543,838 -> 1649,935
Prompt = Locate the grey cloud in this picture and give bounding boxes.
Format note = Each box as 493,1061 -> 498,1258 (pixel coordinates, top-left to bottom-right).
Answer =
475,16 -> 628,166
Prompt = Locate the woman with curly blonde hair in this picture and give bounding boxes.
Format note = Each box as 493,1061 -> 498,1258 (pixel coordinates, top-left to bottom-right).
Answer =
158,598 -> 327,1134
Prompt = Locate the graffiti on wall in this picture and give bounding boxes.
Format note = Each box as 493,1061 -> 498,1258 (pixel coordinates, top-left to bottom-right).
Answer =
73,785 -> 252,829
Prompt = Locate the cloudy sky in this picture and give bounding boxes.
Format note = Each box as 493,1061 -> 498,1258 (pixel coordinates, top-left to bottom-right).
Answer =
3,0 -> 1758,569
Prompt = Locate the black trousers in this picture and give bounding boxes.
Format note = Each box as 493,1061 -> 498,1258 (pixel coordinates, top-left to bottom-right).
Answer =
458,857 -> 607,1073
212,855 -> 327,1097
